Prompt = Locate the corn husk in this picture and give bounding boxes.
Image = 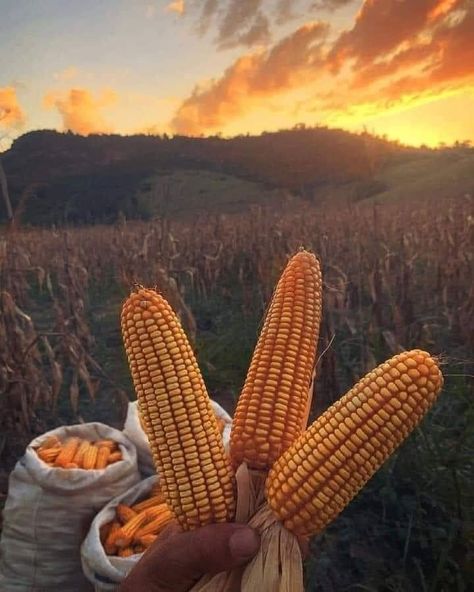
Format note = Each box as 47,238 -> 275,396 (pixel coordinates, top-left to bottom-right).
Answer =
190,463 -> 303,592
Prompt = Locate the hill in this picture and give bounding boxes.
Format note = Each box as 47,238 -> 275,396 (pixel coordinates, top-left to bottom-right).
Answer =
0,128 -> 472,225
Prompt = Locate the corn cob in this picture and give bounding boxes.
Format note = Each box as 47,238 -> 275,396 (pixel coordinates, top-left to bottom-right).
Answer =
134,508 -> 174,538
116,504 -> 138,524
110,511 -> 152,547
230,250 -> 322,470
54,438 -> 81,467
95,439 -> 118,450
72,440 -> 91,467
132,494 -> 166,512
216,417 -> 226,435
39,435 -> 61,450
144,505 -> 170,520
121,287 -> 235,530
83,444 -> 99,470
266,350 -> 443,537
100,521 -> 113,544
104,521 -> 121,555
137,534 -> 157,548
64,462 -> 78,469
108,451 -> 123,464
37,446 -> 61,463
118,547 -> 135,558
95,446 -> 111,469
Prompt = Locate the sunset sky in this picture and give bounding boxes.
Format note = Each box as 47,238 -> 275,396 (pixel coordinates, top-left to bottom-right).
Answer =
1,0 -> 473,148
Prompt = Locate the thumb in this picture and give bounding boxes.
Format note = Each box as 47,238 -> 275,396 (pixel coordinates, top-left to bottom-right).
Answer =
119,523 -> 260,592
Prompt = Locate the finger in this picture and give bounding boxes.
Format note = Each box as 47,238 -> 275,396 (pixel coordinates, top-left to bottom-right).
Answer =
120,523 -> 260,592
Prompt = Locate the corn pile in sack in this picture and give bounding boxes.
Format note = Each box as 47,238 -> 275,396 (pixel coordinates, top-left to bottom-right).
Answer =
121,250 -> 444,592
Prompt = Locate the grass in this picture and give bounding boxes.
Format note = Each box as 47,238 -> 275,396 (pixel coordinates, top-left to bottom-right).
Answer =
135,168 -> 283,218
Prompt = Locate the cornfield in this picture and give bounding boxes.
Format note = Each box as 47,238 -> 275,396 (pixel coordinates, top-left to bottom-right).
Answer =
0,193 -> 472,590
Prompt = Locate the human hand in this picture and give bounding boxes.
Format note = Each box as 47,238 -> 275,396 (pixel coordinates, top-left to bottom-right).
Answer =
118,522 -> 260,592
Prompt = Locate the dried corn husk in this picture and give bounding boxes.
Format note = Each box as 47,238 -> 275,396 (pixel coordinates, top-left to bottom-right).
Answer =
190,463 -> 304,592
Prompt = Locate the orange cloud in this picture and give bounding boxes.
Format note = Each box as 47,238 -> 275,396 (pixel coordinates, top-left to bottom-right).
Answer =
355,6 -> 474,104
171,0 -> 473,137
328,0 -> 463,70
166,0 -> 185,16
428,7 -> 474,83
350,43 -> 439,90
0,87 -> 25,130
171,21 -> 328,134
43,88 -> 117,135
428,0 -> 459,22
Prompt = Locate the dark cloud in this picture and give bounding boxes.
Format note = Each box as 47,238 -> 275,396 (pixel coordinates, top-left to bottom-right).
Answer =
197,0 -> 219,35
231,12 -> 272,48
274,0 -> 297,23
216,0 -> 264,45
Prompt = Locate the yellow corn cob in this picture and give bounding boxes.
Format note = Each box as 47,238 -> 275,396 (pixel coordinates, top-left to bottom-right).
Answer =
37,446 -> 61,463
266,350 -> 443,537
83,444 -> 99,470
230,250 -> 322,470
137,534 -> 157,548
95,446 -> 111,469
104,521 -> 121,555
108,451 -> 123,464
111,511 -> 152,548
54,438 -> 81,467
118,547 -> 135,558
134,510 -> 174,539
131,494 -> 166,512
38,435 -> 61,450
64,462 -> 78,469
72,439 -> 90,467
121,287 -> 235,530
94,439 -> 118,451
144,505 -> 169,520
216,417 -> 226,435
116,504 -> 138,524
100,521 -> 113,545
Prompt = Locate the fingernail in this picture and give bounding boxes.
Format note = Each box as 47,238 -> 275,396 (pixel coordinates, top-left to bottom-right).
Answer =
229,527 -> 260,561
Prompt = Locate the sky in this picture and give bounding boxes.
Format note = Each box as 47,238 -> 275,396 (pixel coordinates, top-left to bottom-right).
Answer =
0,0 -> 473,148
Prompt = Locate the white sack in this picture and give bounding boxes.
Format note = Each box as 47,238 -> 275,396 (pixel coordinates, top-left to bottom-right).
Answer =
0,423 -> 140,592
81,475 -> 158,592
123,399 -> 232,477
